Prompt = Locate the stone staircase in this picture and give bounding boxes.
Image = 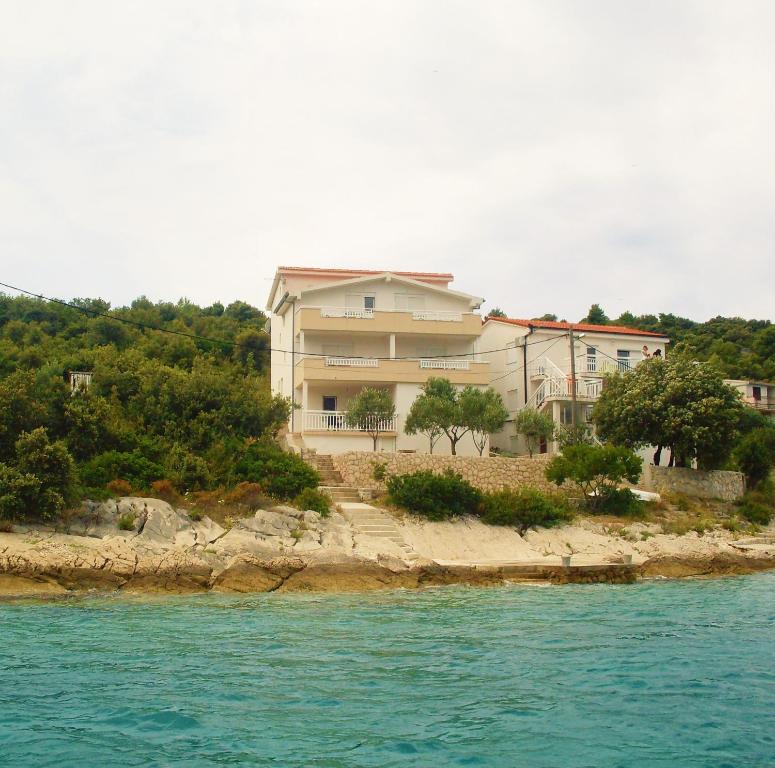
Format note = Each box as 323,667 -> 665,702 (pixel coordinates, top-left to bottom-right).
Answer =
305,453 -> 345,486
338,502 -> 419,562
320,486 -> 362,504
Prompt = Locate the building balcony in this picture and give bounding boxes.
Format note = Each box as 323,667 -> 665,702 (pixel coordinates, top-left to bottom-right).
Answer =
295,356 -> 490,385
302,409 -> 398,433
294,306 -> 483,336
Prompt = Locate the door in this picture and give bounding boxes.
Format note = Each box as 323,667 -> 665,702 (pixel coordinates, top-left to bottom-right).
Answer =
322,396 -> 337,428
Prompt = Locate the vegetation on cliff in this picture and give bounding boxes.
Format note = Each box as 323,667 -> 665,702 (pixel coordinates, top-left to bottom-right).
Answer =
0,294 -> 313,522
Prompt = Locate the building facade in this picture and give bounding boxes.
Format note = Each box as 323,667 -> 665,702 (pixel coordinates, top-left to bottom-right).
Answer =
266,267 -> 490,455
481,317 -> 670,454
724,379 -> 775,421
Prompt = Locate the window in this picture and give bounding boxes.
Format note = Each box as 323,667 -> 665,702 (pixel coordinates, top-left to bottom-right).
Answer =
394,293 -> 426,310
506,389 -> 519,409
752,386 -> 762,401
585,405 -> 594,422
617,350 -> 631,371
586,346 -> 597,372
560,404 -> 573,424
345,293 -> 376,310
322,396 -> 337,412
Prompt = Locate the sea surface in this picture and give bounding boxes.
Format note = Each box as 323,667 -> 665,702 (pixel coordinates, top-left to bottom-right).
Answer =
1,575 -> 774,768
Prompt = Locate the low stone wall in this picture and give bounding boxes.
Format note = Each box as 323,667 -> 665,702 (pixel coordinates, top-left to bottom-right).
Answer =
642,465 -> 746,501
332,452 -> 558,494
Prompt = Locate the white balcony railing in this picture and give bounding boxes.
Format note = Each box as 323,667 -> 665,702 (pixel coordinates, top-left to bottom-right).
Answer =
419,359 -> 471,370
325,357 -> 379,367
320,307 -> 374,319
304,410 -> 397,432
411,310 -> 462,322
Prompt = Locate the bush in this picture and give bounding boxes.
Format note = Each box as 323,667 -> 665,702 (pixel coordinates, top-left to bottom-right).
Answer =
372,461 -> 387,482
479,488 -> 573,534
386,469 -> 482,521
235,441 -> 319,500
293,487 -> 332,517
546,444 -> 642,510
118,512 -> 136,531
733,427 -> 775,489
222,482 -> 266,510
0,429 -> 79,522
737,498 -> 773,526
595,487 -> 645,518
106,478 -> 133,496
150,479 -> 181,504
164,444 -> 211,492
80,450 -> 164,490
737,481 -> 774,526
0,463 -> 41,521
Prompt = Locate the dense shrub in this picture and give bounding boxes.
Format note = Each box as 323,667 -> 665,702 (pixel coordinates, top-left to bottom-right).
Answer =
163,444 -> 211,492
546,444 -> 642,510
479,488 -> 573,534
222,482 -> 266,510
733,427 -> 775,489
293,487 -> 332,517
386,469 -> 482,521
106,479 -> 133,496
235,441 -> 319,500
594,487 -> 645,518
737,479 -> 774,526
150,479 -> 181,504
80,450 -> 164,490
737,498 -> 773,526
0,428 -> 78,522
0,464 -> 41,521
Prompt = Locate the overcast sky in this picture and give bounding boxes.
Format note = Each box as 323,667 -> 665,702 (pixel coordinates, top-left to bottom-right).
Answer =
2,1 -> 773,322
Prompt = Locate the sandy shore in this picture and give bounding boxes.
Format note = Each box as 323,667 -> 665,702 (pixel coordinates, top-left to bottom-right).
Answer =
1,497 -> 773,596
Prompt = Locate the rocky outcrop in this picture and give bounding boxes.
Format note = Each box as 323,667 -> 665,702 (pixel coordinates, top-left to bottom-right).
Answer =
1,496 -> 773,596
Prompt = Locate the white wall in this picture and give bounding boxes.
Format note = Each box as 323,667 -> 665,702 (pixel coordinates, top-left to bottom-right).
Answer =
300,277 -> 473,313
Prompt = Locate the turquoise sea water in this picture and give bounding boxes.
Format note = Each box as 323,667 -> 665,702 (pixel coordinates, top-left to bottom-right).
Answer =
1,575 -> 774,768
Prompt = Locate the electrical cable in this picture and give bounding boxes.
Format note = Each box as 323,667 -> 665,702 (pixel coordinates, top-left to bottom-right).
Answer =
0,281 -> 568,361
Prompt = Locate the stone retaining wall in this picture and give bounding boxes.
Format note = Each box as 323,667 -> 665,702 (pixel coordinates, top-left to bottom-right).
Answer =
642,465 -> 745,501
331,452 -> 558,494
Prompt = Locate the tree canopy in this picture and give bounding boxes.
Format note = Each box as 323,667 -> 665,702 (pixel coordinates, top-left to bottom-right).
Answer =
0,293 -> 291,516
513,408 -> 555,457
345,388 -> 396,451
592,356 -> 745,468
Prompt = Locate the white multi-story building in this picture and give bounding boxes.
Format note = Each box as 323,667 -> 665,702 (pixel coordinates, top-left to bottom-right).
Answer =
481,317 -> 670,454
724,379 -> 775,422
266,266 -> 490,455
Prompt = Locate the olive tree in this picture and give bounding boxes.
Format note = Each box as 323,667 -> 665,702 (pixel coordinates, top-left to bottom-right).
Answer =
459,386 -> 509,456
346,388 -> 396,451
405,378 -> 472,455
513,408 -> 555,457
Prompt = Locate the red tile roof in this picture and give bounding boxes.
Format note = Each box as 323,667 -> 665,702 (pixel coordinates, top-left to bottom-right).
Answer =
277,266 -> 453,281
485,316 -> 669,338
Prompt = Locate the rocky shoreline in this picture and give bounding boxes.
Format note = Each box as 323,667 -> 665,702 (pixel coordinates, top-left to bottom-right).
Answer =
1,497 -> 773,597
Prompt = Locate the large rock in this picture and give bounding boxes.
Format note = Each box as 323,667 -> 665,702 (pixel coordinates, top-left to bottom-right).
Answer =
211,554 -> 305,593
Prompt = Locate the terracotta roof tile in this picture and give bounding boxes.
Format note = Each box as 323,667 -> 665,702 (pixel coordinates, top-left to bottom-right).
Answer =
485,316 -> 668,338
277,266 -> 453,280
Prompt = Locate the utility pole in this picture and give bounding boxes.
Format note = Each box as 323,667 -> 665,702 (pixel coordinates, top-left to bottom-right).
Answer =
569,326 -> 578,427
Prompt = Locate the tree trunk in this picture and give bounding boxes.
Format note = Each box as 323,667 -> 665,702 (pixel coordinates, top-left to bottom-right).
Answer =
668,448 -> 675,467
372,433 -> 378,451
450,439 -> 457,456
653,445 -> 662,466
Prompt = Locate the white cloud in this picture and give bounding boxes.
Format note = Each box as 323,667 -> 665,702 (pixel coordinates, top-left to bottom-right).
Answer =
1,0 -> 773,321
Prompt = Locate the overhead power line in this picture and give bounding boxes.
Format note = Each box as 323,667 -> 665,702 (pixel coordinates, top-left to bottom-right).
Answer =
0,281 -> 568,361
